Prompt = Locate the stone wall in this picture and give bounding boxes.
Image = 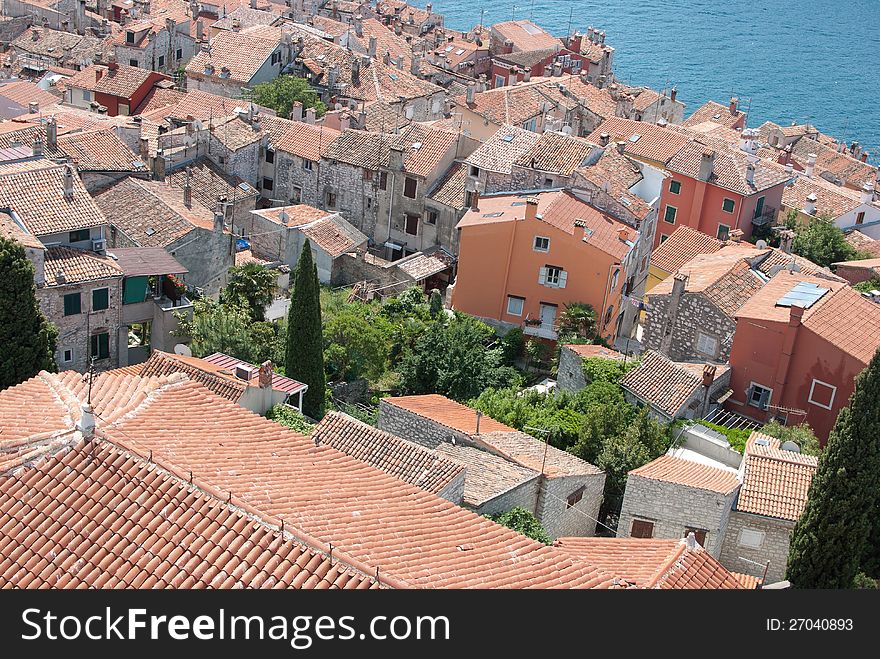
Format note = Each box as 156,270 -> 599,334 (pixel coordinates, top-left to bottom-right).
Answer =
271,150 -> 322,207
316,159 -> 379,239
557,346 -> 588,392
617,473 -> 737,557
329,378 -> 369,404
436,469 -> 467,506
332,252 -> 415,293
378,400 -> 472,449
167,227 -> 235,296
474,477 -> 542,519
537,473 -> 605,538
643,292 -> 736,363
719,510 -> 794,584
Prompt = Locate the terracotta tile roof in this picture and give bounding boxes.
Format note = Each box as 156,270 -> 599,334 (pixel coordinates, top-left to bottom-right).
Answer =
275,122 -> 341,161
138,351 -> 248,402
782,173 -> 864,218
620,351 -> 730,418
167,158 -> 258,210
586,117 -> 690,165
629,87 -> 660,113
579,38 -> 614,64
801,284 -> 880,364
668,142 -> 791,196
212,6 -> 279,32
832,256 -> 880,270
752,248 -> 843,282
564,344 -> 625,360
433,442 -> 537,507
490,20 -> 563,52
737,432 -> 818,521
428,160 -> 467,207
457,189 -> 635,260
465,124 -> 541,173
513,130 -> 595,177
790,139 -> 877,189
682,100 -> 745,130
252,204 -> 330,226
65,64 -> 162,100
0,160 -> 106,236
553,537 -> 745,589
650,226 -> 723,274
0,81 -> 59,113
703,258 -> 769,316
432,35 -> 481,68
147,89 -> 271,123
324,124 -> 456,177
201,353 -> 306,395
311,412 -> 466,495
11,27 -> 107,67
206,113 -> 267,151
300,213 -> 368,257
395,246 -> 456,280
846,231 -> 880,258
732,572 -> 762,589
51,128 -> 147,173
376,0 -> 433,27
494,46 -> 557,68
137,86 -> 188,115
362,100 -> 413,133
384,394 -> 515,435
0,212 -> 43,249
574,147 -> 652,220
42,246 -> 123,287
630,454 -> 739,494
186,26 -> 281,84
94,177 -> 216,247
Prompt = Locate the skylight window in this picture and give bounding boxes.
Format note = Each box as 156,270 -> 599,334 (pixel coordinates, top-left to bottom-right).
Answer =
776,282 -> 830,309
389,73 -> 398,81
502,134 -> 515,142
482,212 -> 504,218
628,134 -> 641,143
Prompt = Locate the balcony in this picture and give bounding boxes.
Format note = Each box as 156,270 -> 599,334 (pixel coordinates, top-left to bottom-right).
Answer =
751,205 -> 777,227
523,321 -> 558,340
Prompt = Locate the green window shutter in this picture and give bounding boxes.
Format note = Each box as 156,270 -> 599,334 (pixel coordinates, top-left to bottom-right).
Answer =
664,206 -> 677,224
92,288 -> 109,311
122,276 -> 149,304
669,180 -> 681,194
63,292 -> 81,316
722,198 -> 735,213
90,333 -> 110,360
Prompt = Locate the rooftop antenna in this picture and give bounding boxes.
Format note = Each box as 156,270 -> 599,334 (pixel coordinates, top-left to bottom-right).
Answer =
566,6 -> 572,38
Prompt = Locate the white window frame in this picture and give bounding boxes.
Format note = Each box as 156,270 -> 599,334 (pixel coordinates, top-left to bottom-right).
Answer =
494,74 -> 505,88
533,236 -> 550,252
808,378 -> 837,410
738,528 -> 765,549
539,266 -> 566,288
506,295 -> 524,317
722,197 -> 736,214
695,331 -> 719,357
663,204 -> 677,224
717,223 -> 730,240
303,159 -> 314,171
748,382 -> 772,410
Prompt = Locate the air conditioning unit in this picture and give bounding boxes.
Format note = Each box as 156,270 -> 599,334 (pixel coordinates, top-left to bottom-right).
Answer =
235,364 -> 254,381
91,238 -> 106,253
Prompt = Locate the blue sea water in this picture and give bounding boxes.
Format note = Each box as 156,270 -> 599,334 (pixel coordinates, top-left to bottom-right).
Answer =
422,0 -> 880,160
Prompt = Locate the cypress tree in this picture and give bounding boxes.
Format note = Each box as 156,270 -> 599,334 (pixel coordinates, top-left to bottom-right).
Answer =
0,236 -> 57,389
785,348 -> 880,588
285,240 -> 325,419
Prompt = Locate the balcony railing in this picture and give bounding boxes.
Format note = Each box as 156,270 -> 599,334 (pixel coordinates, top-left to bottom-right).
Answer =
523,321 -> 558,340
751,205 -> 777,227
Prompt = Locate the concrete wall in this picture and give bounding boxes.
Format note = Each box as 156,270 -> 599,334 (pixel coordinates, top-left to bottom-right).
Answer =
617,473 -> 737,558
239,385 -> 288,416
166,227 -> 234,296
719,510 -> 794,584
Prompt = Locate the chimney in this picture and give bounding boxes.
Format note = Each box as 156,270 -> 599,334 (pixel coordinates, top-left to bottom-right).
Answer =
862,181 -> 875,205
231,17 -> 241,31
63,164 -> 75,200
702,363 -> 717,388
183,168 -> 192,208
475,409 -> 482,435
305,107 -> 316,124
685,532 -> 697,550
291,100 -> 303,121
354,13 -> 363,37
525,196 -> 539,221
410,54 -> 420,76
466,83 -> 476,104
96,67 -> 103,82
32,28 -> 40,42
851,141 -> 861,159
598,132 -> 610,147
351,55 -> 360,84
745,162 -> 755,186
729,97 -> 738,115
28,101 -> 39,114
599,30 -> 606,45
152,153 -> 166,180
339,111 -> 351,131
76,404 -> 96,440
773,304 -> 804,402
196,19 -> 204,41
32,137 -> 43,157
389,145 -> 405,171
804,192 -> 817,215
617,228 -> 629,242
258,361 -> 273,389
394,20 -> 402,35
615,140 -> 626,155
250,0 -> 256,7
383,50 -> 391,65
659,273 -> 688,356
805,153 -> 816,178
728,228 -> 743,243
597,74 -> 606,89
670,86 -> 677,102
396,56 -> 404,70
698,149 -> 715,182
861,151 -> 870,163
522,66 -> 531,82
368,36 -> 377,59
779,228 -> 795,254
214,209 -> 225,233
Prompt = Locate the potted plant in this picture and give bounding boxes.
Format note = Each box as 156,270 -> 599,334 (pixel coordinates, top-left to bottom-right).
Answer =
162,274 -> 187,304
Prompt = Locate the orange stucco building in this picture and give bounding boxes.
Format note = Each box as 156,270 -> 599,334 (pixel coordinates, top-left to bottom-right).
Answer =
450,190 -> 638,343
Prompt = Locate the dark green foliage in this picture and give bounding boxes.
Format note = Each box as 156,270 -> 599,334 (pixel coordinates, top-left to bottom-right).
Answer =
323,305 -> 392,382
221,263 -> 277,321
500,327 -> 525,366
489,507 -> 552,544
428,289 -> 443,318
581,356 -> 638,385
381,286 -> 428,318
265,404 -> 314,434
786,349 -> 880,588
760,420 -> 822,457
286,241 -> 326,418
791,214 -> 861,268
697,419 -> 752,453
556,302 -> 597,343
525,337 -> 552,369
854,277 -> 880,294
0,237 -> 56,388
397,314 -> 521,401
251,75 -> 326,119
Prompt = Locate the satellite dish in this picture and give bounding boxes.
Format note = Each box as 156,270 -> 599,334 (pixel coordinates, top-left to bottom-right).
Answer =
755,239 -> 768,249
780,440 -> 801,453
174,343 -> 193,357
561,125 -> 573,135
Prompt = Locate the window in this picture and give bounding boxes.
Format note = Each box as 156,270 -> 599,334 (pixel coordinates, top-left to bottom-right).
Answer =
668,180 -> 681,195
539,266 -> 566,288
90,332 -> 110,360
326,191 -> 337,208
506,295 -> 524,316
533,236 -> 550,252
604,304 -> 614,326
62,349 -> 73,363
753,196 -> 765,219
262,177 -> 274,191
157,55 -> 165,68
663,205 -> 677,224
63,293 -> 81,316
566,486 -> 585,508
69,229 -> 90,243
717,223 -> 730,240
494,74 -> 505,88
469,165 -> 479,177
738,528 -> 765,549
426,209 -> 438,225
722,198 -> 736,213
404,214 -> 419,236
464,190 -> 474,208
856,211 -> 865,225
176,48 -> 183,61
379,171 -> 388,190
695,331 -> 719,357
610,268 -> 620,291
271,52 -> 281,65
748,383 -> 772,410
363,169 -> 374,181
129,59 -> 139,67
659,234 -> 669,244
266,148 -> 275,164
91,288 -> 109,312
543,178 -> 554,188
631,519 -> 654,538
684,527 -> 708,547
808,379 -> 837,410
303,159 -> 314,171
291,186 -> 302,204
403,176 -> 418,199
125,31 -> 135,44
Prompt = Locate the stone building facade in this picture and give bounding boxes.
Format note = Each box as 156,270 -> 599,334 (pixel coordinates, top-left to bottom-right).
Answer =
719,511 -> 794,585
557,346 -> 589,392
114,19 -> 197,73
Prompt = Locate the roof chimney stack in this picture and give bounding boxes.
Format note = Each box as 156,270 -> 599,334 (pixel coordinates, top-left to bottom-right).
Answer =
599,132 -> 610,147
76,403 -> 96,440
670,86 -> 677,102
729,97 -> 738,115
804,192 -> 817,215
615,140 -> 626,154
475,409 -> 482,435
32,136 -> 43,157
698,149 -> 715,182
524,196 -> 539,221
805,153 -> 816,178
368,36 -> 377,59
63,163 -> 75,200
28,101 -> 39,113
183,167 -> 192,208
861,181 -> 875,205
745,162 -> 755,186
466,83 -> 476,104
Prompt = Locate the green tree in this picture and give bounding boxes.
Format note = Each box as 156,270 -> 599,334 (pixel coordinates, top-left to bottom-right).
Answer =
854,277 -> 880,294
760,420 -> 822,457
791,214 -> 860,268
786,349 -> 880,588
0,237 -> 56,387
221,263 -> 277,321
569,402 -> 633,464
266,404 -> 314,434
556,302 -> 597,342
489,507 -> 552,545
582,356 -> 637,384
174,298 -> 254,359
286,241 -> 326,418
499,327 -> 525,366
251,75 -> 327,119
323,308 -> 392,383
428,289 -> 443,318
